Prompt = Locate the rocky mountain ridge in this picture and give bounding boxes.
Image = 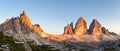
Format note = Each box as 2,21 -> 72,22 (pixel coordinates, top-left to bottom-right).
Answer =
63,17 -> 113,36
0,11 -> 120,51
0,11 -> 119,42
0,11 -> 47,37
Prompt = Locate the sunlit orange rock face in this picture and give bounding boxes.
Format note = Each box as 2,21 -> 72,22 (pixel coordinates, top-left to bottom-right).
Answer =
32,24 -> 47,37
33,24 -> 43,33
74,17 -> 87,35
63,17 -> 111,36
63,22 -> 73,34
0,11 -> 48,37
19,11 -> 47,37
20,11 -> 32,29
89,19 -> 102,36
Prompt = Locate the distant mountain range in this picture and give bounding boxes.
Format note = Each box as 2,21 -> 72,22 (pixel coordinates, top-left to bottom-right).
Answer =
0,11 -> 120,51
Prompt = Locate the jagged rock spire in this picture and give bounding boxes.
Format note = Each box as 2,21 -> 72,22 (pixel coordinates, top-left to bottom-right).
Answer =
89,19 -> 102,35
74,17 -> 87,35
63,23 -> 73,34
20,10 -> 32,29
70,22 -> 74,32
0,11 -> 47,37
19,11 -> 46,37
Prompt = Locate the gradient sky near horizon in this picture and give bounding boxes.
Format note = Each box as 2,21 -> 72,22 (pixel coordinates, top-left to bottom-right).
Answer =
0,0 -> 120,35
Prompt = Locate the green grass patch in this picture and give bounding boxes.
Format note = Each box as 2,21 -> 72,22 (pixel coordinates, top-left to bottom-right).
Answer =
103,48 -> 116,51
79,49 -> 85,51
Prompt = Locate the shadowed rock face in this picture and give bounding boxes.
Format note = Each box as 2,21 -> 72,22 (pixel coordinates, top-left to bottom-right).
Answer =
74,17 -> 87,35
70,22 -> 74,32
32,24 -> 47,37
102,27 -> 106,34
102,27 -> 109,35
89,19 -> 102,35
105,29 -> 109,35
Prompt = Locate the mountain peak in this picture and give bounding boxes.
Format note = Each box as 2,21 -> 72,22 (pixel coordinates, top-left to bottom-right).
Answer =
0,11 -> 46,37
89,19 -> 102,35
20,11 -> 32,29
74,17 -> 87,35
92,19 -> 101,26
21,10 -> 27,16
79,17 -> 84,20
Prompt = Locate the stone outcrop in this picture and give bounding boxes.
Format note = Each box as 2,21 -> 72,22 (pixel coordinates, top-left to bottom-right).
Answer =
89,19 -> 102,35
32,24 -> 47,37
74,17 -> 87,35
102,27 -> 109,35
32,24 -> 43,33
63,23 -> 73,34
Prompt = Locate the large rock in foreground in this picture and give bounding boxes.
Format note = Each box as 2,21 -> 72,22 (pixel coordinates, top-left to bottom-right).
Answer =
74,17 -> 87,35
89,19 -> 102,35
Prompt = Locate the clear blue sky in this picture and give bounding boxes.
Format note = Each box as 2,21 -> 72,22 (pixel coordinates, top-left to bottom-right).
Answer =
0,0 -> 120,34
